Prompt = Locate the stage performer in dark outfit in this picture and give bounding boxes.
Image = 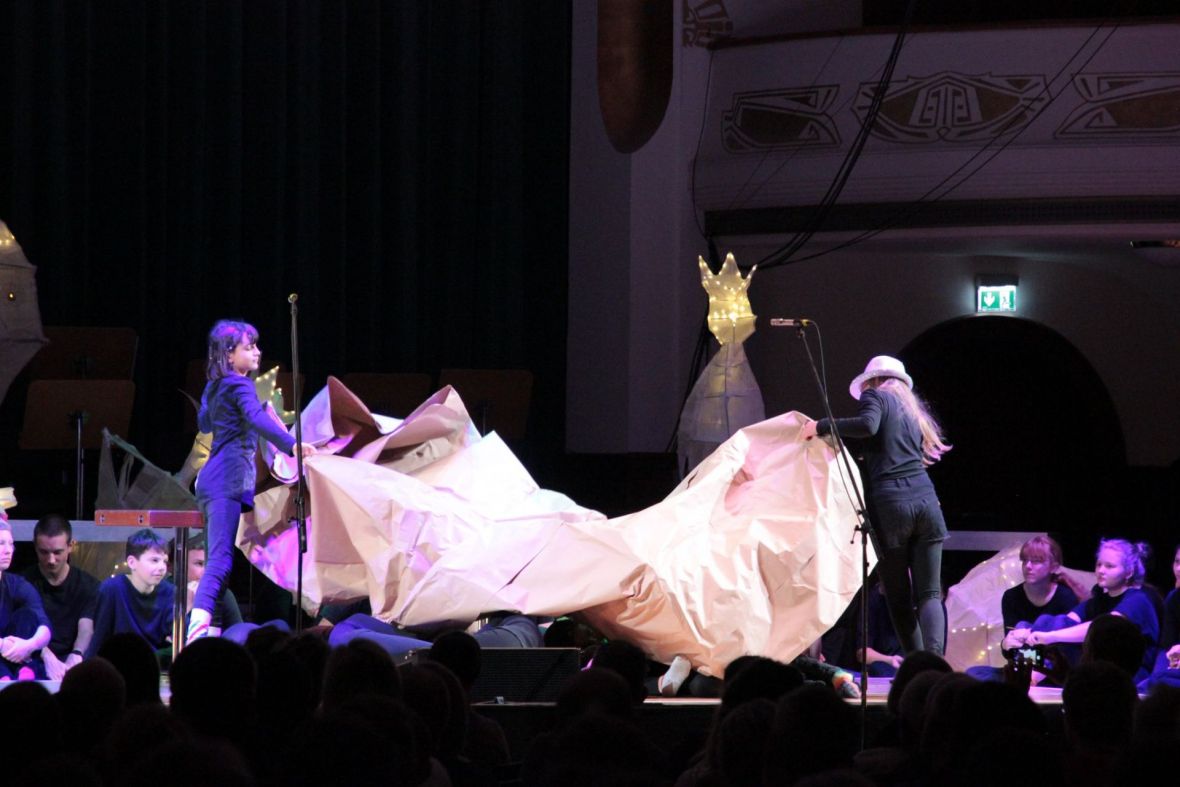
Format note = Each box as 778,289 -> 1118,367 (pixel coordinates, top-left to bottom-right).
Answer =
189,320 -> 315,643
802,355 -> 952,655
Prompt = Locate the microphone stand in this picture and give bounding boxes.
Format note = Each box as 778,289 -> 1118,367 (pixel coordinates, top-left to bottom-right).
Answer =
792,322 -> 875,748
288,293 -> 308,634
70,409 -> 88,519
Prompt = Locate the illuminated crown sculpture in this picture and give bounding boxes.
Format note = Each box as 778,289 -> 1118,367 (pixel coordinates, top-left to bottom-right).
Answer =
701,252 -> 757,346
677,253 -> 766,475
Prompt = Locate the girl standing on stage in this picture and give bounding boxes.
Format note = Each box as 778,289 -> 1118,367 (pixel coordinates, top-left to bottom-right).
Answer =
189,320 -> 314,643
801,355 -> 951,655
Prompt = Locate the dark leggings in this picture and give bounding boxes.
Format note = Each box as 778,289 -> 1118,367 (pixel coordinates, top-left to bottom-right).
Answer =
193,497 -> 244,614
873,491 -> 947,655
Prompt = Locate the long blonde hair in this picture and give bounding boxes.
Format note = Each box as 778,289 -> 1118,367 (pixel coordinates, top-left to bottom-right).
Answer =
871,377 -> 951,465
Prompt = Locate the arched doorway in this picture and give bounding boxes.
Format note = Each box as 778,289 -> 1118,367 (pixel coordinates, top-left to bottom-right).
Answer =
900,316 -> 1124,561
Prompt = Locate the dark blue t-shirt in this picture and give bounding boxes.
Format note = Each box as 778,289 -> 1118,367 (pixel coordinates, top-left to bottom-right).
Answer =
0,572 -> 51,636
86,575 -> 175,658
1161,588 -> 1179,652
1073,585 -> 1159,677
1152,588 -> 1180,675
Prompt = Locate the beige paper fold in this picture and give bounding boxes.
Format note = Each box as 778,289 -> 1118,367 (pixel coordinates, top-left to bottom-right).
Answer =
238,378 -> 871,675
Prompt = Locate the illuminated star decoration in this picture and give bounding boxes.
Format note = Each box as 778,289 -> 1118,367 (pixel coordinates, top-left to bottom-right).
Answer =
254,366 -> 297,424
699,253 -> 757,345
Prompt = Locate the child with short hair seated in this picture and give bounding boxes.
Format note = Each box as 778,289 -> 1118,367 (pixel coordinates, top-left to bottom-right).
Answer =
85,528 -> 175,659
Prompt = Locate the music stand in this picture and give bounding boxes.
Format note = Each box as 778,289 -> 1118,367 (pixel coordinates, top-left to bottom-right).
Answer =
27,326 -> 138,379
19,380 -> 135,518
437,369 -> 534,439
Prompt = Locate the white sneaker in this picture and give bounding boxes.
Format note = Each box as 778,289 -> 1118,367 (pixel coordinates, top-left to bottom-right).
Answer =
186,608 -> 212,645
658,655 -> 692,697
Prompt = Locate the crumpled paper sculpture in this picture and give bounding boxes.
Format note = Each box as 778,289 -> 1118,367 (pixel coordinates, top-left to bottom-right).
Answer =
238,378 -> 870,675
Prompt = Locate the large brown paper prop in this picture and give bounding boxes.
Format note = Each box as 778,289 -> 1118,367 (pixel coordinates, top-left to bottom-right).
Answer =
574,415 -> 871,674
238,378 -> 870,675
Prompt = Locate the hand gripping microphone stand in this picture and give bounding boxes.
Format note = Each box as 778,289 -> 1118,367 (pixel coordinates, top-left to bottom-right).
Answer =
790,320 -> 875,747
288,293 -> 309,634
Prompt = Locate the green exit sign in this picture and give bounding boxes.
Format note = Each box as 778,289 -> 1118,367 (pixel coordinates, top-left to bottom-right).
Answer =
977,284 -> 1017,313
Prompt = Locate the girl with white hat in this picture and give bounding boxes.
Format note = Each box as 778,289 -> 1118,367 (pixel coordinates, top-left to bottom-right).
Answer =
801,355 -> 952,656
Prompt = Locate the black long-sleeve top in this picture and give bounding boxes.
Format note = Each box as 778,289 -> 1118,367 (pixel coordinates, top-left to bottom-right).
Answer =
196,374 -> 296,506
815,388 -> 928,494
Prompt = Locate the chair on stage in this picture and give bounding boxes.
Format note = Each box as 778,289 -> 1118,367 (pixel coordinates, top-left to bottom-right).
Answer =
437,368 -> 533,440
339,372 -> 433,418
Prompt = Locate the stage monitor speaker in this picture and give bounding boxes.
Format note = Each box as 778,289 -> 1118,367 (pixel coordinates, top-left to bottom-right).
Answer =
469,647 -> 580,703
405,647 -> 580,703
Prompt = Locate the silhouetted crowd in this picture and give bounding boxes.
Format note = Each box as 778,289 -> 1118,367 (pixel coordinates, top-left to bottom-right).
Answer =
0,616 -> 1178,787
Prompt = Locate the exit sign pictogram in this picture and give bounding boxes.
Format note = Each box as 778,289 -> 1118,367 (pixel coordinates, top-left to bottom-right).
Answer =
977,284 -> 1016,313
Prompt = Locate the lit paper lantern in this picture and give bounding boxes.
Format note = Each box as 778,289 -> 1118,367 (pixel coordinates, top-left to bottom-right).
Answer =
678,253 -> 765,474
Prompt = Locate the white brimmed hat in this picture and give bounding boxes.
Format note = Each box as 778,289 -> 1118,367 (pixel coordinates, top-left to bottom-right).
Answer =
0,487 -> 16,510
849,356 -> 913,400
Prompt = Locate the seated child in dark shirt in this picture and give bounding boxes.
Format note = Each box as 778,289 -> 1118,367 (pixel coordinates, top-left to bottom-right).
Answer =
0,518 -> 52,679
86,528 -> 176,659
1145,544 -> 1180,686
1009,539 -> 1159,682
20,514 -> 101,680
1001,535 -> 1081,635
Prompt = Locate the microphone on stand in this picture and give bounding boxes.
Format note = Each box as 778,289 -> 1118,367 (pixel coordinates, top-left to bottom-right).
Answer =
288,293 -> 299,304
769,317 -> 813,328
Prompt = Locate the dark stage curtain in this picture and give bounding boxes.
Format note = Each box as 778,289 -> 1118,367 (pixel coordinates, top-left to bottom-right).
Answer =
0,0 -> 571,470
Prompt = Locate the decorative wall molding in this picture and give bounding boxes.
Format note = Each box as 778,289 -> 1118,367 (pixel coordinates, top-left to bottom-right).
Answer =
682,0 -> 732,47
1057,73 -> 1180,141
721,86 -> 842,151
853,72 -> 1049,145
